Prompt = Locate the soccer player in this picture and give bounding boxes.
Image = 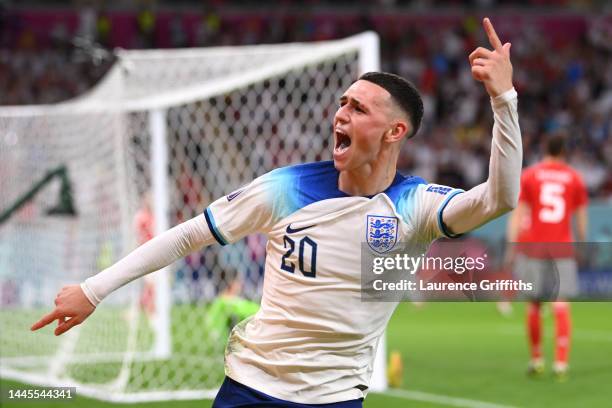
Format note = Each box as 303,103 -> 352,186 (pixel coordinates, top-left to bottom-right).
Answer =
507,133 -> 588,380
32,18 -> 520,407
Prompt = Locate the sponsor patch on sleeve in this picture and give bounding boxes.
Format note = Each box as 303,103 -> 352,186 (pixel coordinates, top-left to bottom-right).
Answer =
426,185 -> 452,195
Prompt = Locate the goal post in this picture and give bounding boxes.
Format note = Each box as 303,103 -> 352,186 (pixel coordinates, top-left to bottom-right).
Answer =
0,31 -> 385,402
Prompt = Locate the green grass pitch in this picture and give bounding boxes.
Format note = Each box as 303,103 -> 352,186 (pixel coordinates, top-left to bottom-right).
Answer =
2,302 -> 611,407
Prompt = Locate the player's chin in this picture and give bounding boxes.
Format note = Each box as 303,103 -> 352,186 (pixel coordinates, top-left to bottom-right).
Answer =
333,150 -> 350,170
333,145 -> 352,170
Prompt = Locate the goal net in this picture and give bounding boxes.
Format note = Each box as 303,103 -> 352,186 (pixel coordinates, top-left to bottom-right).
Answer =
0,32 -> 383,402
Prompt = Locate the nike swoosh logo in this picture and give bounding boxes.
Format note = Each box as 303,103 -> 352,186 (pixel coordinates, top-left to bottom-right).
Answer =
286,223 -> 316,234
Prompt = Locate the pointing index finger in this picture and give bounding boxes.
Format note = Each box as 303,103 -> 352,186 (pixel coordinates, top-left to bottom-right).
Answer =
483,17 -> 502,51
31,309 -> 60,331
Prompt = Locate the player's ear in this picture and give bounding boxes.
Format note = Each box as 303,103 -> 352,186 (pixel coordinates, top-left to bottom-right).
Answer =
384,121 -> 409,143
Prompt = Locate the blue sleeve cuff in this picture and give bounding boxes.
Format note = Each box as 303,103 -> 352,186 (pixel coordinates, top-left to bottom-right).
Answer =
437,190 -> 464,239
204,207 -> 228,246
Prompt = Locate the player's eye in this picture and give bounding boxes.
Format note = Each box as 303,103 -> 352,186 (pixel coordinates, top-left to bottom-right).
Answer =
355,106 -> 365,113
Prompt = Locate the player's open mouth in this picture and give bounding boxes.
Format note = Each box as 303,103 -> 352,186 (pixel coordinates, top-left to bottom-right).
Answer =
334,129 -> 351,156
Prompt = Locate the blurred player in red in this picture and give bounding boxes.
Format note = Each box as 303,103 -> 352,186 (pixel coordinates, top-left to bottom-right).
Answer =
507,134 -> 588,380
134,192 -> 156,318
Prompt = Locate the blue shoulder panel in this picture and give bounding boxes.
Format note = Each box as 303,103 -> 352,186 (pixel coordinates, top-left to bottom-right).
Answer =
268,161 -> 426,223
268,161 -> 347,219
385,175 -> 427,224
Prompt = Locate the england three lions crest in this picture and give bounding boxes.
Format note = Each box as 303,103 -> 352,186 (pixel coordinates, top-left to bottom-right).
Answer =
366,215 -> 398,253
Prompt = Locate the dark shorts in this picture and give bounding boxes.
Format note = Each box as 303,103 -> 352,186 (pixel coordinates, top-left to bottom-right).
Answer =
212,377 -> 363,408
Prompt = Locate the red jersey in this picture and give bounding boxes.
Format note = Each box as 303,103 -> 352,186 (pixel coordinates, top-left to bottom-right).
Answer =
518,160 -> 588,244
134,208 -> 155,244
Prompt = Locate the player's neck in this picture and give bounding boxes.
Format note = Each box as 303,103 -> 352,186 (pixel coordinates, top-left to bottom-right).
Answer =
338,160 -> 397,196
543,155 -> 565,164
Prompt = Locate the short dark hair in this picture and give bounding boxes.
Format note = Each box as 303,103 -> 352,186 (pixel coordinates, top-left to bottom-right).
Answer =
358,72 -> 424,138
546,134 -> 567,157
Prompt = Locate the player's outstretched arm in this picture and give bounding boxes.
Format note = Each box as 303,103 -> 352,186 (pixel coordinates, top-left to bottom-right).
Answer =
442,17 -> 522,235
31,214 -> 217,335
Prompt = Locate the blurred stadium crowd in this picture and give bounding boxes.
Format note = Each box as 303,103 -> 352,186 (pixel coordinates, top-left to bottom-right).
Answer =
1,2 -> 610,199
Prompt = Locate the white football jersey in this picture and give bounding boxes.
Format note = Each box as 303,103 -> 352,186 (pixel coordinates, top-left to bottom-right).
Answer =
204,161 -> 463,404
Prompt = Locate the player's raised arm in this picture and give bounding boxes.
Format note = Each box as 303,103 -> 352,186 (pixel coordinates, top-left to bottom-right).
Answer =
442,17 -> 522,234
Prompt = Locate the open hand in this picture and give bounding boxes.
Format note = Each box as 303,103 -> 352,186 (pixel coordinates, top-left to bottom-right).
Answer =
469,18 -> 514,98
31,284 -> 96,336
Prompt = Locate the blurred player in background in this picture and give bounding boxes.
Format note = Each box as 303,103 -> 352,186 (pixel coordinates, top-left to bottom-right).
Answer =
134,192 -> 156,319
204,278 -> 259,345
32,18 -> 521,407
507,133 -> 588,381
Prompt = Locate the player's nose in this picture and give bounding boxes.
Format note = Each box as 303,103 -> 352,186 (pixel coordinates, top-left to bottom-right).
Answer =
334,104 -> 350,124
